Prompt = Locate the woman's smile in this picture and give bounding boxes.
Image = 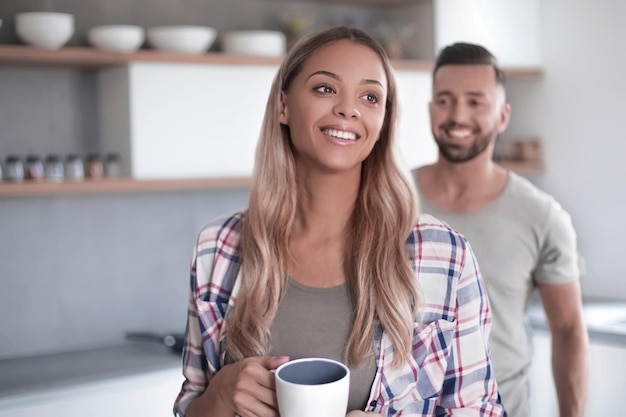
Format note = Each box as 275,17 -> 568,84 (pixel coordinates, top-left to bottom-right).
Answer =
321,127 -> 360,142
279,39 -> 387,173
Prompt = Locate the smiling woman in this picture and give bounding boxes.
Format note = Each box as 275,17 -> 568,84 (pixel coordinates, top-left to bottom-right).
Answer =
278,38 -> 387,176
173,26 -> 505,417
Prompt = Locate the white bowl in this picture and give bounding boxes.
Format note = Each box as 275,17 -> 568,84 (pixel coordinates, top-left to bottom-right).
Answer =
16,12 -> 74,50
147,25 -> 216,55
88,25 -> 145,53
222,30 -> 286,57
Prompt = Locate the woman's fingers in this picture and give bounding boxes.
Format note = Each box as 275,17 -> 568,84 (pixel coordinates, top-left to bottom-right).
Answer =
212,356 -> 289,417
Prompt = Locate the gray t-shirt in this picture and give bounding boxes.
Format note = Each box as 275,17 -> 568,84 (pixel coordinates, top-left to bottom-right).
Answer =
270,278 -> 376,411
417,172 -> 579,417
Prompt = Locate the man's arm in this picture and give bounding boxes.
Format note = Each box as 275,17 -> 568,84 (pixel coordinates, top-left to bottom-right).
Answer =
537,280 -> 589,417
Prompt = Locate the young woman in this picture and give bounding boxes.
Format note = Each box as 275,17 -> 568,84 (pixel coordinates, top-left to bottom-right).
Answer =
173,26 -> 505,417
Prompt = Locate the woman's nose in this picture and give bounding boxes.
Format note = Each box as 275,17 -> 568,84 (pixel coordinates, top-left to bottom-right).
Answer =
333,98 -> 361,119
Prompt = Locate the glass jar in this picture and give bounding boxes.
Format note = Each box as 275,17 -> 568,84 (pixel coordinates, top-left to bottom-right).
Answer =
104,153 -> 121,177
4,155 -> 25,182
44,154 -> 65,182
85,154 -> 104,179
25,155 -> 44,181
65,154 -> 85,181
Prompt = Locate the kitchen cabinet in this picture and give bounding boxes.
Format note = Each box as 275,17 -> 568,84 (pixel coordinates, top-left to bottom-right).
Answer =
0,45 -> 543,196
283,0 -> 421,4
395,69 -> 437,170
433,0 -> 542,67
0,367 -> 182,417
0,45 -> 541,75
98,63 -> 278,179
529,329 -> 626,417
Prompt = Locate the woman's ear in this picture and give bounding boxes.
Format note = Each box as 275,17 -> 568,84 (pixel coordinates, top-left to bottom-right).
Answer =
279,91 -> 288,125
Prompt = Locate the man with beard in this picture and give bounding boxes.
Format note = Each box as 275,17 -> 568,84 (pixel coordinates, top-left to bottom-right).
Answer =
412,42 -> 589,417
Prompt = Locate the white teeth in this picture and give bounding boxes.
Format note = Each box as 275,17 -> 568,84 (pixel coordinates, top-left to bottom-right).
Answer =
448,129 -> 473,138
323,128 -> 357,141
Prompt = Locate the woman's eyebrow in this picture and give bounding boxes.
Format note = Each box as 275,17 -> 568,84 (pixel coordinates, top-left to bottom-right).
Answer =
306,70 -> 384,88
306,70 -> 339,81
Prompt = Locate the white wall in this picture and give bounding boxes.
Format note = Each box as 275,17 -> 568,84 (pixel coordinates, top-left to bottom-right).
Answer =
505,0 -> 626,299
433,0 -> 542,67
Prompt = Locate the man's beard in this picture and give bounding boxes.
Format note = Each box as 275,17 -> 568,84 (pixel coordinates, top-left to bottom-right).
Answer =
433,125 -> 498,163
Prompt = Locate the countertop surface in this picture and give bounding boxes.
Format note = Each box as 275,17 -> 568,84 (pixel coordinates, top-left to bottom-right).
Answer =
2,300 -> 625,401
527,299 -> 626,345
0,341 -> 181,399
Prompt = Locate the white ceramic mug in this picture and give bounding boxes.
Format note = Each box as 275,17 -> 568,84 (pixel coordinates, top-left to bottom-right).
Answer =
275,357 -> 350,417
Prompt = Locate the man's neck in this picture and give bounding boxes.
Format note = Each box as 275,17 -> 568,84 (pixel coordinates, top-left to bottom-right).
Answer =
415,156 -> 509,212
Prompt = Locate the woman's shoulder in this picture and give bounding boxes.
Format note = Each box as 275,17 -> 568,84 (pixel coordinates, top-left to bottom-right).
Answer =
406,213 -> 471,275
409,214 -> 482,321
193,211 -> 245,292
410,213 -> 469,250
196,210 -> 245,252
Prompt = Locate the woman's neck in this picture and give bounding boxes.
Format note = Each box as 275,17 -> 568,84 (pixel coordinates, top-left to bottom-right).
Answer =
294,169 -> 359,237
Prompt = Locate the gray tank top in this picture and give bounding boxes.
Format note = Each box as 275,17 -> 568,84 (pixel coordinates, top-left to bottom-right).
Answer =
269,278 -> 376,411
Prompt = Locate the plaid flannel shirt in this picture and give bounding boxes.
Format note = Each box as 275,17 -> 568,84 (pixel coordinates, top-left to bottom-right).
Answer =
173,211 -> 506,416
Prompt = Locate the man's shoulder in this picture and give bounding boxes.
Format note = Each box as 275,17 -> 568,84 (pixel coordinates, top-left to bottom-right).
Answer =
504,172 -> 569,217
506,172 -> 557,204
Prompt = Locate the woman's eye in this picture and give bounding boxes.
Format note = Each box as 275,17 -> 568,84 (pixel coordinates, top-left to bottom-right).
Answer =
314,85 -> 335,94
361,93 -> 379,104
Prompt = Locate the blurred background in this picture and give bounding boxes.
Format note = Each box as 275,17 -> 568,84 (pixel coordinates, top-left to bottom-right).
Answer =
0,0 -> 625,416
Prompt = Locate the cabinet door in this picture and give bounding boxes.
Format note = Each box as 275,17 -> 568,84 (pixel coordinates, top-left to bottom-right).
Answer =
394,70 -> 437,171
529,330 -> 626,417
0,368 -> 183,417
98,64 -> 437,180
99,63 -> 278,179
433,0 -> 542,67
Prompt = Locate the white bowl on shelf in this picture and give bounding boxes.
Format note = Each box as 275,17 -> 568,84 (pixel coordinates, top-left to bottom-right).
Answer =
87,25 -> 145,53
15,12 -> 74,50
146,25 -> 216,55
221,30 -> 286,57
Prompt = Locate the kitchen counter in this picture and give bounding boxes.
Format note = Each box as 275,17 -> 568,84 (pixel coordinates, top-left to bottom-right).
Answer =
527,299 -> 626,345
0,341 -> 181,399
527,299 -> 626,417
3,301 -> 624,401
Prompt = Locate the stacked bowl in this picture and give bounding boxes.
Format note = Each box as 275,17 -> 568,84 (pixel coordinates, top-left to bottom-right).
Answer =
146,26 -> 217,54
15,12 -> 74,50
87,25 -> 145,53
221,30 -> 286,57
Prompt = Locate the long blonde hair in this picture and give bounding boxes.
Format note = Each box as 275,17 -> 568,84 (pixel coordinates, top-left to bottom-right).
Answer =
226,26 -> 420,368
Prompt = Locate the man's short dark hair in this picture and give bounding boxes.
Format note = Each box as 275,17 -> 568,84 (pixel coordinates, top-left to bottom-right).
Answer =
433,42 -> 506,86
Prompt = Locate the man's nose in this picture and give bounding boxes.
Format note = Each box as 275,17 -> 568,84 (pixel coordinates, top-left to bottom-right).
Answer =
449,102 -> 471,122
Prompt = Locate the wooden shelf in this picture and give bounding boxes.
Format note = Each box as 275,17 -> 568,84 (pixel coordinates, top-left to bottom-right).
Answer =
0,159 -> 544,196
0,45 -> 543,197
0,45 -> 543,78
0,176 -> 252,197
497,160 -> 544,175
